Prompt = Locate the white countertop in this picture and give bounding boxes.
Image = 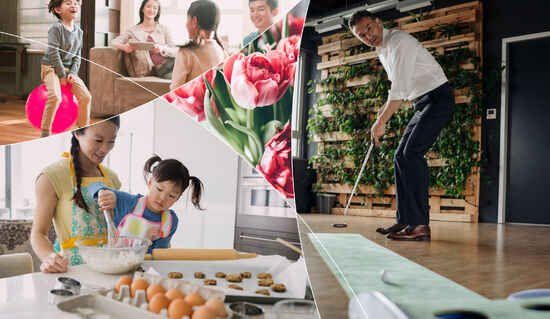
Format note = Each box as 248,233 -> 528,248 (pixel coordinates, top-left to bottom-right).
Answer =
0,264 -> 279,319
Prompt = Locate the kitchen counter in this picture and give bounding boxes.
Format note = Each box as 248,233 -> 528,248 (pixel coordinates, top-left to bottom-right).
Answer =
0,264 -> 279,318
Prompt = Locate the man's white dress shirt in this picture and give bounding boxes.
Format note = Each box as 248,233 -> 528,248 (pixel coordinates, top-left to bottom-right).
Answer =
376,28 -> 448,101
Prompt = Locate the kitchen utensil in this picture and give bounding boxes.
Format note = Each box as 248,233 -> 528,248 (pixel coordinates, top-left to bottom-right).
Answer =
75,235 -> 151,274
151,248 -> 258,261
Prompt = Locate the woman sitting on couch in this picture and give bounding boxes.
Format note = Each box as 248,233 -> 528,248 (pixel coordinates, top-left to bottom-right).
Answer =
170,0 -> 227,90
112,0 -> 176,79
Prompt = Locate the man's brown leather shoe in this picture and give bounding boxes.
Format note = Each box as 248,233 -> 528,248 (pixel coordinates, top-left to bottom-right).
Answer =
375,223 -> 407,235
387,225 -> 431,241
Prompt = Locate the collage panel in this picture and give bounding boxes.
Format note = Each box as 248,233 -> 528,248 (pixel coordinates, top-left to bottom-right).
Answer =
293,0 -> 550,319
0,0 -> 299,144
1,0 -> 319,318
0,99 -> 314,317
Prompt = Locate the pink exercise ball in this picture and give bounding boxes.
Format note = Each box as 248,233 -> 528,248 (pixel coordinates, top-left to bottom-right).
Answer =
25,84 -> 78,134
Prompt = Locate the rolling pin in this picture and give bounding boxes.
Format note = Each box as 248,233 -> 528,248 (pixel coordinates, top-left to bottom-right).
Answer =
148,249 -> 257,261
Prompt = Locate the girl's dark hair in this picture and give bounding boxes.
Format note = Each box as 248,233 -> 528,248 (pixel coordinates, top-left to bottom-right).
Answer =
48,0 -> 82,20
71,116 -> 120,213
138,0 -> 161,24
143,155 -> 204,210
181,0 -> 224,50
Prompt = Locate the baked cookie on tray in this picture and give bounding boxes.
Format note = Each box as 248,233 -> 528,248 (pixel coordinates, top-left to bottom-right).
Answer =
225,274 -> 243,283
258,278 -> 274,286
228,284 -> 243,290
168,272 -> 183,279
194,272 -> 206,279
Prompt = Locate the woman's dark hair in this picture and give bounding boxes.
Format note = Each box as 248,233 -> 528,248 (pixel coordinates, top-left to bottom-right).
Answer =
48,0 -> 82,20
71,116 -> 120,213
182,0 -> 224,49
348,9 -> 377,29
143,155 -> 204,210
138,0 -> 161,24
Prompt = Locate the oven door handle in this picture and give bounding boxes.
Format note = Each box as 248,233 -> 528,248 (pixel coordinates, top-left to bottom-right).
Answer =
239,235 -> 301,247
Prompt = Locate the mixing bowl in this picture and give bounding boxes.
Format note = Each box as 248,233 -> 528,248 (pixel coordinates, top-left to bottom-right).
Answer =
75,235 -> 152,275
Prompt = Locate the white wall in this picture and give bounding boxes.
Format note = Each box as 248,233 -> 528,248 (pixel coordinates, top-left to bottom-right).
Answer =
153,99 -> 239,249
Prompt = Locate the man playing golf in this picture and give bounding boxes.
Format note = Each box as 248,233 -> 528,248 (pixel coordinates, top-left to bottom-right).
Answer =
349,10 -> 454,240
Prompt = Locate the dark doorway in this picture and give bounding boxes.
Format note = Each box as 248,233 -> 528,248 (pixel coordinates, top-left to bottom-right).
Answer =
505,35 -> 550,224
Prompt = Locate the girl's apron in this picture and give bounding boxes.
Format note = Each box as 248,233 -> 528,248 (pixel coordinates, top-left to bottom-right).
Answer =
117,196 -> 172,242
53,153 -> 116,266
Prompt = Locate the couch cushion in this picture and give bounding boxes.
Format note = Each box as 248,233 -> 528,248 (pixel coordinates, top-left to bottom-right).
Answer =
114,76 -> 171,113
0,219 -> 57,272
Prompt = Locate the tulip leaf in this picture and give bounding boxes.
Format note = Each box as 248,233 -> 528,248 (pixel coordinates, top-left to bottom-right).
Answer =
283,14 -> 290,39
261,120 -> 283,146
225,108 -> 241,124
225,120 -> 264,165
203,80 -> 251,163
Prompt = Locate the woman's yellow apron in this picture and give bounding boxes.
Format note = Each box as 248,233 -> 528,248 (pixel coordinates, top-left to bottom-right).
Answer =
53,153 -> 116,266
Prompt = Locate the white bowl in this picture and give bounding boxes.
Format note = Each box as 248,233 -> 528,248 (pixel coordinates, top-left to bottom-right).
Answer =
75,236 -> 151,275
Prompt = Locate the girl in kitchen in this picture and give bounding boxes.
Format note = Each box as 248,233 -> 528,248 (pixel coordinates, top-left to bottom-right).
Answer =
31,117 -> 122,273
87,155 -> 204,254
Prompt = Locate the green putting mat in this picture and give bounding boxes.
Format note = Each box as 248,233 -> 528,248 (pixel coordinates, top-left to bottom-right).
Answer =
308,233 -> 485,303
308,233 -> 550,318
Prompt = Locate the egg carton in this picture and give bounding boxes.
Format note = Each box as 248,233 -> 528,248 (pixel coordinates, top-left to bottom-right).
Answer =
56,284 -> 232,319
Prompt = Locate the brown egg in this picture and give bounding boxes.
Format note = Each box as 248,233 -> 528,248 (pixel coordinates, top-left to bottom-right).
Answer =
191,305 -> 216,319
184,292 -> 205,307
130,278 -> 149,297
165,288 -> 186,301
205,298 -> 227,317
115,275 -> 132,293
149,293 -> 171,314
168,298 -> 193,319
146,284 -> 166,302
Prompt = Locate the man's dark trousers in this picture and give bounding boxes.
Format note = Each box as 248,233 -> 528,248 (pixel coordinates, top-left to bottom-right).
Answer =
394,82 -> 455,225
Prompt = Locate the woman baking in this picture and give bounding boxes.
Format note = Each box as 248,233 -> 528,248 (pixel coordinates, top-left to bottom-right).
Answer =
112,0 -> 177,79
31,117 -> 122,273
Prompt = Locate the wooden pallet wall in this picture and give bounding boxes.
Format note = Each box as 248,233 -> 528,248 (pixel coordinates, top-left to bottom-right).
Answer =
313,1 -> 483,222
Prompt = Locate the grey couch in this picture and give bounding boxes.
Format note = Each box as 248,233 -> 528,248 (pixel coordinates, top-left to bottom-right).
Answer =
89,47 -> 171,116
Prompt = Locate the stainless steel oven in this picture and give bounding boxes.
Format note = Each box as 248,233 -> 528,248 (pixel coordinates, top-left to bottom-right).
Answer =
234,159 -> 300,260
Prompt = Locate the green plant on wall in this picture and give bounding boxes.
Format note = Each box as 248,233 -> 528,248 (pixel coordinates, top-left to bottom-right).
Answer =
307,44 -> 501,198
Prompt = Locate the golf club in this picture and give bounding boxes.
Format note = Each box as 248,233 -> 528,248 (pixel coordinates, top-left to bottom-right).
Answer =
333,141 -> 375,228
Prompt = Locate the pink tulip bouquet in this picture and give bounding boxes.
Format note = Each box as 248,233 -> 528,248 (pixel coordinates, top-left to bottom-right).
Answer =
163,8 -> 305,199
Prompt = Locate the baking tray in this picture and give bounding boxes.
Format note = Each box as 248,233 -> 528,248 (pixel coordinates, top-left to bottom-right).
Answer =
141,256 -> 307,304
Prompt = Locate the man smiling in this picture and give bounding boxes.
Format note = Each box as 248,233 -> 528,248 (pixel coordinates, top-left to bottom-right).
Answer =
243,0 -> 279,47
349,10 -> 455,241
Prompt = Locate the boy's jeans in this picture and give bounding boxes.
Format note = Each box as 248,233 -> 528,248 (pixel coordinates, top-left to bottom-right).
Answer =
40,64 -> 91,131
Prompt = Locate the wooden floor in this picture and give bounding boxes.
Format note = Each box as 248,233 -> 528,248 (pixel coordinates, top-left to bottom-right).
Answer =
298,214 -> 550,319
0,97 -> 104,146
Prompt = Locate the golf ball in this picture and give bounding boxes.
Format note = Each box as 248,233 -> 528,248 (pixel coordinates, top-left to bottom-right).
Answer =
380,269 -> 393,283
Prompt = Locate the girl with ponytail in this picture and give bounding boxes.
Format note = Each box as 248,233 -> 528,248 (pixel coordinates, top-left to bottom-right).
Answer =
170,0 -> 228,90
31,117 -> 121,272
88,155 -> 204,253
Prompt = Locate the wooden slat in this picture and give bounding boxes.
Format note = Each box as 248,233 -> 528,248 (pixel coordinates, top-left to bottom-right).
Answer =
319,183 -> 475,196
399,10 -> 476,34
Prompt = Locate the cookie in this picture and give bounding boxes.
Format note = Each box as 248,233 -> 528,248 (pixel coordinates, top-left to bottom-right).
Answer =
225,274 -> 243,283
258,278 -> 274,286
215,272 -> 226,278
168,272 -> 183,279
194,272 -> 206,279
271,283 -> 286,292
239,271 -> 251,278
257,272 -> 272,279
255,289 -> 270,296
228,284 -> 243,290
204,279 -> 217,286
